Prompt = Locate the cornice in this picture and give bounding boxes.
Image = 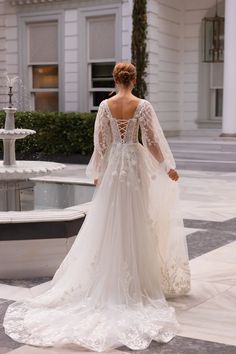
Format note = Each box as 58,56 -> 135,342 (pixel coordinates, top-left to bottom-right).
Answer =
11,0 -> 62,5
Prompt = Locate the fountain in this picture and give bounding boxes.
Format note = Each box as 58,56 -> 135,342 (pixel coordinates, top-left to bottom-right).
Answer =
0,77 -> 65,211
0,77 -> 94,279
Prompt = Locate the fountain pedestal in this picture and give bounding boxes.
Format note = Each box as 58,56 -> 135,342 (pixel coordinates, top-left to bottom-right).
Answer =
3,107 -> 18,165
0,107 -> 65,211
1,107 -> 35,166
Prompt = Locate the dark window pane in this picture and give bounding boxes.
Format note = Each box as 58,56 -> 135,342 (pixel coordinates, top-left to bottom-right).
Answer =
215,88 -> 223,117
34,92 -> 58,112
93,91 -> 111,107
92,62 -> 114,77
92,63 -> 114,88
33,65 -> 58,89
203,18 -> 224,62
93,79 -> 114,88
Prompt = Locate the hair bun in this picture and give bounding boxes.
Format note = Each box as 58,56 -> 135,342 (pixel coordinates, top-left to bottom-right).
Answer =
112,62 -> 136,87
118,70 -> 130,83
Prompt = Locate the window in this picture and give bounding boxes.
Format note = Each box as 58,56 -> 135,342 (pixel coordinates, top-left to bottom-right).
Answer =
27,21 -> 59,112
210,63 -> 223,119
215,88 -> 223,117
87,16 -> 116,111
202,15 -> 224,63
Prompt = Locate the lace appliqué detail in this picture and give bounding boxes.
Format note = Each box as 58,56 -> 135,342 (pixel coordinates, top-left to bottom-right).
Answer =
139,101 -> 176,172
86,100 -> 112,181
161,259 -> 191,298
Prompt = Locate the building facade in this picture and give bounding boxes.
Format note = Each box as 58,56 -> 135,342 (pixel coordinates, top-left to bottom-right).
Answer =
0,0 -> 234,136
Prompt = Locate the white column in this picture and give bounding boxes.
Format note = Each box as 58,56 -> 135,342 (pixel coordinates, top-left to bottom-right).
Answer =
222,0 -> 236,136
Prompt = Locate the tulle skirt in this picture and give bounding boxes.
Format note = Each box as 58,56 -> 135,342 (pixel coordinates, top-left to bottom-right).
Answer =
3,142 -> 190,352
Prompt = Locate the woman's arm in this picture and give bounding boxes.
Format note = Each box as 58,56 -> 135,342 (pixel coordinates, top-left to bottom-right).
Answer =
86,101 -> 112,184
139,101 -> 179,181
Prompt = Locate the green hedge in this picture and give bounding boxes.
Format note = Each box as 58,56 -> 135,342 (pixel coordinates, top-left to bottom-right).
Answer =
0,111 -> 96,157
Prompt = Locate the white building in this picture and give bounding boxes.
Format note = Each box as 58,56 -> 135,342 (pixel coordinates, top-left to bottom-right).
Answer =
0,0 -> 235,136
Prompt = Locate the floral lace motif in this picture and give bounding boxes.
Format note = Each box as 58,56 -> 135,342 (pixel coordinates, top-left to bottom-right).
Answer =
138,101 -> 176,172
161,260 -> 191,298
4,299 -> 178,351
86,101 -> 112,180
86,99 -> 177,180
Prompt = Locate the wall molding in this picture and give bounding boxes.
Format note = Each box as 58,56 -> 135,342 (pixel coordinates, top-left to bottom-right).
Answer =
11,0 -> 62,5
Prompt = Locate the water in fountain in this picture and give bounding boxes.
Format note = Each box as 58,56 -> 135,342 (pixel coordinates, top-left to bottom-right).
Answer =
2,74 -> 32,111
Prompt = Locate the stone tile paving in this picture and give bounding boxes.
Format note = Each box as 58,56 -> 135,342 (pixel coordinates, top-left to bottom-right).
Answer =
0,217 -> 236,353
184,217 -> 236,234
0,278 -> 51,289
186,230 -> 236,259
119,336 -> 236,354
185,217 -> 236,259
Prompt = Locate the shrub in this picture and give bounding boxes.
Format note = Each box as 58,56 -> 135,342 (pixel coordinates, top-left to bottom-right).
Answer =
0,111 -> 96,158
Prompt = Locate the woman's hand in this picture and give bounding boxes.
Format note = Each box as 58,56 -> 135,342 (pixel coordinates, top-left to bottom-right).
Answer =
94,179 -> 99,186
167,169 -> 179,181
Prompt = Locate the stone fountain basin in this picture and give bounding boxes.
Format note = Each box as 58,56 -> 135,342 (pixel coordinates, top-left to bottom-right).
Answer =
0,179 -> 94,279
0,128 -> 35,139
0,202 -> 91,279
0,161 -> 65,180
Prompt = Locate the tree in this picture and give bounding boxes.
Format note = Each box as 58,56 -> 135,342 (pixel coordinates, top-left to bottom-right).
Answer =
131,0 -> 149,98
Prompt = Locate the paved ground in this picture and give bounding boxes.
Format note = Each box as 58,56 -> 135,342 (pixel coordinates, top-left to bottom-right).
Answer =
0,137 -> 236,354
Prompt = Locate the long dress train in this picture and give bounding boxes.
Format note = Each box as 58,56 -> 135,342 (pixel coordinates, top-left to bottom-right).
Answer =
3,99 -> 191,352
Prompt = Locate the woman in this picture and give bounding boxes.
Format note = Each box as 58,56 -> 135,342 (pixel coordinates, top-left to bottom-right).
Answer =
3,62 -> 190,352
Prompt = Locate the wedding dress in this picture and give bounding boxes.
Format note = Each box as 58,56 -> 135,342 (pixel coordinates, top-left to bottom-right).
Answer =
3,99 -> 190,352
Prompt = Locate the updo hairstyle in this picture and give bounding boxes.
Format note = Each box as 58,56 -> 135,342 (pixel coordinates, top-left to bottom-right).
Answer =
112,62 -> 136,87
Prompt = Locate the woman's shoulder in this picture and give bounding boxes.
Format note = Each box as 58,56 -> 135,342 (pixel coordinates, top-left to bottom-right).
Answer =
139,99 -> 153,111
141,98 -> 152,106
99,99 -> 107,106
97,99 -> 108,111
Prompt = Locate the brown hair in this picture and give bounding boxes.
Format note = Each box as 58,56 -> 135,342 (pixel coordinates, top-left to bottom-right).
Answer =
112,62 -> 136,87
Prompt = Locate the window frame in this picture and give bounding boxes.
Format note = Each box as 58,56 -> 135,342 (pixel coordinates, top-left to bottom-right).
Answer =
209,63 -> 223,121
18,12 -> 64,112
78,4 -> 122,112
88,60 -> 116,111
28,21 -> 59,111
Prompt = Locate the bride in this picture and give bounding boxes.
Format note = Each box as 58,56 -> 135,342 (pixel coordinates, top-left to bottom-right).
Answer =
3,62 -> 190,352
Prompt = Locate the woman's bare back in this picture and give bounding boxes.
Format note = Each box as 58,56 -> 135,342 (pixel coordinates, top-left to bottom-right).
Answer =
107,95 -> 141,120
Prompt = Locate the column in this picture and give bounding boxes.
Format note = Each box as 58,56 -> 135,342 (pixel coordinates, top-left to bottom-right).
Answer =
221,0 -> 236,136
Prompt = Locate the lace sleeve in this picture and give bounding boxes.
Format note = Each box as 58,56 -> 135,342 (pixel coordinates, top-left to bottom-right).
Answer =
86,101 -> 112,180
139,100 -> 176,172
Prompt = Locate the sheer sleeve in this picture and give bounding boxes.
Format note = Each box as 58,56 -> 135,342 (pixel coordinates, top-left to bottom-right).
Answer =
139,100 -> 176,172
139,102 -> 190,297
86,101 -> 112,181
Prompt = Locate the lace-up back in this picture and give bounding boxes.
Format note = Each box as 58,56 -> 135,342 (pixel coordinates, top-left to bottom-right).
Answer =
115,119 -> 130,142
105,99 -> 142,144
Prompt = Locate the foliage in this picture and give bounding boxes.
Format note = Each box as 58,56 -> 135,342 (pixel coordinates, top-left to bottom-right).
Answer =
0,111 -> 96,158
131,0 -> 149,98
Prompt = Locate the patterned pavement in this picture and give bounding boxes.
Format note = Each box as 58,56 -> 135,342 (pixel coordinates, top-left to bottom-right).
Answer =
0,167 -> 235,354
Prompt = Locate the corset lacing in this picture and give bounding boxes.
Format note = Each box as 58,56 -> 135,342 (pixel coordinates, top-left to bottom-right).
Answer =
116,119 -> 130,143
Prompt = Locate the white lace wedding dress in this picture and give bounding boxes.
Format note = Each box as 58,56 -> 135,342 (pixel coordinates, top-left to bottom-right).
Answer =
3,99 -> 190,352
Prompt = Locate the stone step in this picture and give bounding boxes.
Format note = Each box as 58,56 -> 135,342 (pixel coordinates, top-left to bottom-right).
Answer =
180,128 -> 222,137
173,150 -> 236,161
176,158 -> 236,172
169,140 -> 236,152
168,138 -> 236,171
